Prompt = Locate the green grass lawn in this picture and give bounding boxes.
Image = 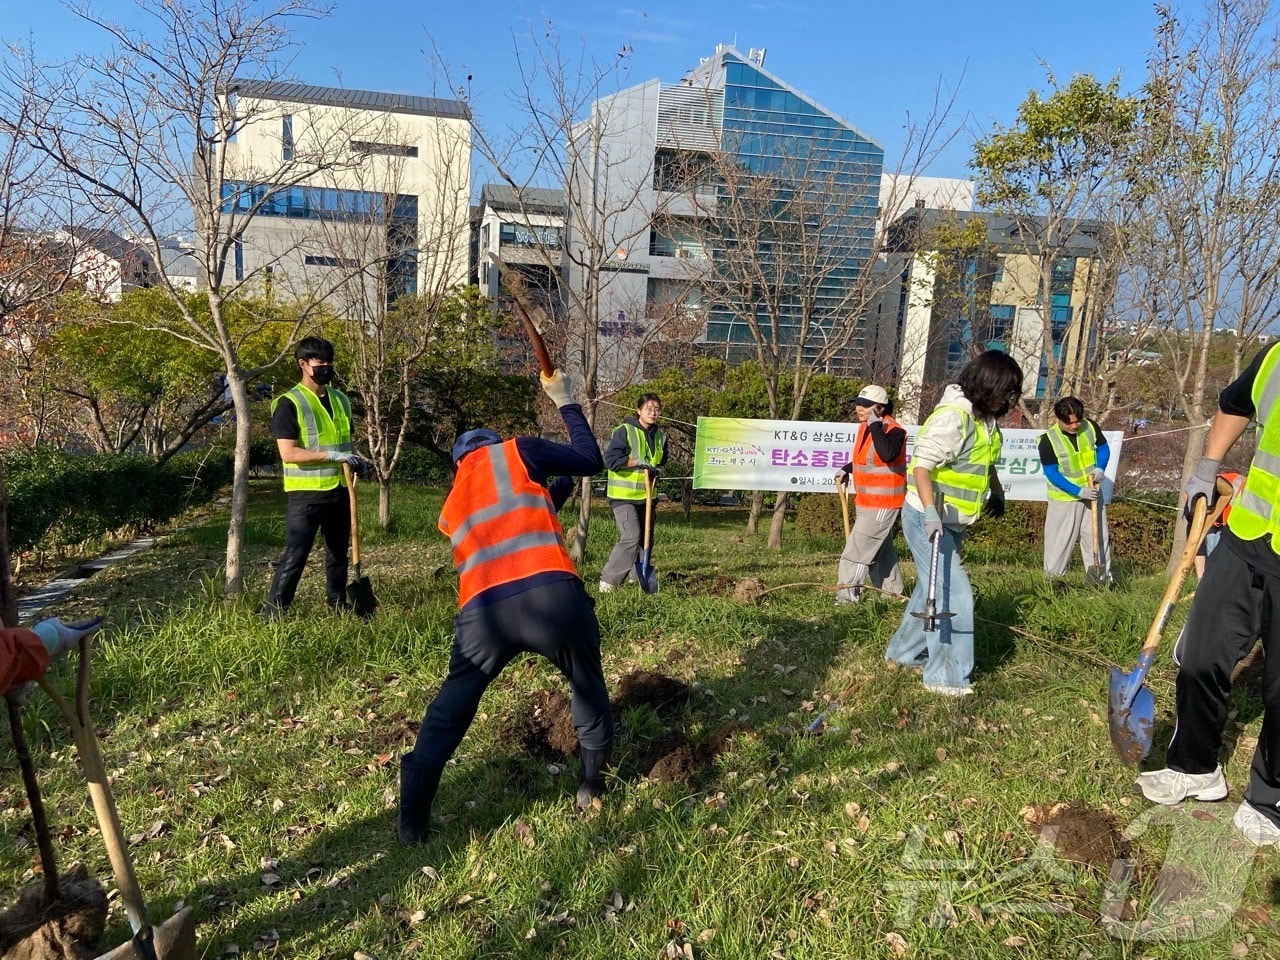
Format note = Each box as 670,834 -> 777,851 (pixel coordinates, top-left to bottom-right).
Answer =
3,480 -> 1276,959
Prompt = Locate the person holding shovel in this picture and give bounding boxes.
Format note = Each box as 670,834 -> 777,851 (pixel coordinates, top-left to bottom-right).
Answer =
884,351 -> 1022,697
599,393 -> 667,594
398,370 -> 613,844
1038,396 -> 1111,582
834,384 -> 907,604
1136,341 -> 1280,845
262,336 -> 370,620
2,619 -> 102,694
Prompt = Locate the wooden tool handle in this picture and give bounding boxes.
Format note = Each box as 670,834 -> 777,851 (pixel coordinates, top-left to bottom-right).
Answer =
834,474 -> 851,538
492,253 -> 554,376
344,463 -> 361,570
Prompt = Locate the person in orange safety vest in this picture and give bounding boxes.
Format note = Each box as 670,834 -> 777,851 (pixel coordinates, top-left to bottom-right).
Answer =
834,384 -> 908,603
398,370 -> 613,844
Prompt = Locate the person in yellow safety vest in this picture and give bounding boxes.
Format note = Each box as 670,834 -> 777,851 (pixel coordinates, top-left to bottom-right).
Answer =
884,351 -> 1023,697
1136,340 -> 1280,846
1038,396 -> 1112,582
599,393 -> 668,593
262,337 -> 370,620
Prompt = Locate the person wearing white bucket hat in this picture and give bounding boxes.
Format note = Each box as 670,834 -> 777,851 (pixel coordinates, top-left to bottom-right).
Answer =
834,384 -> 907,604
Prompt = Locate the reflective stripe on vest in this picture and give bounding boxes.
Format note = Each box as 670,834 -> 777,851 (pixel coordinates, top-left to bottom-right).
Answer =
1227,346 -> 1280,551
270,385 -> 353,492
851,414 -> 907,510
438,439 -> 578,608
606,422 -> 665,500
907,404 -> 1001,516
1043,421 -> 1099,502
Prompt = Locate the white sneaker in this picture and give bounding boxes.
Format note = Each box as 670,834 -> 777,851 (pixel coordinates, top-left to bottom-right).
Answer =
1233,802 -> 1280,846
922,682 -> 973,697
1135,765 -> 1228,805
598,581 -> 615,594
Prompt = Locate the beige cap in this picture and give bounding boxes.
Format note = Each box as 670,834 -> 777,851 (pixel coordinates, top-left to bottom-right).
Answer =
855,384 -> 890,406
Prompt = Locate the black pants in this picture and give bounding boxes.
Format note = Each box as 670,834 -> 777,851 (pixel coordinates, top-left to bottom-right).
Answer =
410,578 -> 615,770
1167,540 -> 1280,819
264,491 -> 350,612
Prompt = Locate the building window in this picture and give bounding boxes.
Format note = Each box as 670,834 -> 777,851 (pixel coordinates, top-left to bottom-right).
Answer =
282,115 -> 293,160
303,254 -> 357,268
351,140 -> 419,158
234,238 -> 243,281
499,222 -> 562,249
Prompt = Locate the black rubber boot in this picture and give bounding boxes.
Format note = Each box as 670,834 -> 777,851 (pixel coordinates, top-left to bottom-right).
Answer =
575,746 -> 612,812
399,754 -> 443,845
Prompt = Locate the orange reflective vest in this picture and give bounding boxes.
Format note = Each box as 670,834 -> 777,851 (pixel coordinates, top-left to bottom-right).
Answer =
1214,471 -> 1246,529
851,415 -> 907,510
438,439 -> 577,608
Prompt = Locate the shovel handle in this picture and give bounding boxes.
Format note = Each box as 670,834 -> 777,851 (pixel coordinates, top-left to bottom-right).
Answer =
344,462 -> 361,571
835,474 -> 851,538
1135,477 -> 1234,658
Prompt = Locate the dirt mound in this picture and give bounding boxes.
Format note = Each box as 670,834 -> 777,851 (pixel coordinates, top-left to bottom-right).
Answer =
683,574 -> 738,597
1021,801 -> 1130,869
640,722 -> 747,787
502,689 -> 579,759
614,670 -> 692,713
733,577 -> 767,603
0,865 -> 108,960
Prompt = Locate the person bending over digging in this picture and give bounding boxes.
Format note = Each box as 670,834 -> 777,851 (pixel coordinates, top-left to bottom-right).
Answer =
1136,340 -> 1280,846
398,370 -> 614,844
883,350 -> 1022,697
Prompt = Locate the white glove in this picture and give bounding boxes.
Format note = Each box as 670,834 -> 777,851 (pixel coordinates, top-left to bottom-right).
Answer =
539,370 -> 575,408
1183,457 -> 1220,519
31,616 -> 103,661
922,504 -> 943,540
864,408 -> 881,425
1079,486 -> 1099,501
1089,468 -> 1106,484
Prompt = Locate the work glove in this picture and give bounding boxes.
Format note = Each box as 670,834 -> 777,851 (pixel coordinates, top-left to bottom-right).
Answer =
1182,457 -> 1221,519
1079,486 -> 1099,502
539,370 -> 575,408
984,490 -> 1007,519
922,504 -> 943,540
32,616 -> 104,661
1089,468 -> 1106,485
634,460 -> 660,476
863,407 -> 881,426
329,452 -> 370,479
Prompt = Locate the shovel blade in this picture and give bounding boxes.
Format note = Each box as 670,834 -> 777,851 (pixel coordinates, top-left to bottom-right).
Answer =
634,552 -> 658,594
1108,665 -> 1156,765
96,906 -> 197,960
347,575 -> 378,619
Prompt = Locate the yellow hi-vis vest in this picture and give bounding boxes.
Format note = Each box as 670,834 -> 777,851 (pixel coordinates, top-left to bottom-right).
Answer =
1043,420 -> 1100,502
907,403 -> 1002,518
271,384 -> 353,493
1227,345 -> 1280,552
606,422 -> 665,501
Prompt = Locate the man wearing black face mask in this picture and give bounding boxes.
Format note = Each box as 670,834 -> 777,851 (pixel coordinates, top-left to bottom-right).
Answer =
263,336 -> 369,619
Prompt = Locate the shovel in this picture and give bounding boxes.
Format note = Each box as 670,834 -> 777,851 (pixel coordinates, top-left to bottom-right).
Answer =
342,462 -> 378,619
1108,477 -> 1234,764
1087,478 -> 1107,585
835,473 -> 851,538
39,637 -> 197,960
634,470 -> 659,594
910,527 -> 955,632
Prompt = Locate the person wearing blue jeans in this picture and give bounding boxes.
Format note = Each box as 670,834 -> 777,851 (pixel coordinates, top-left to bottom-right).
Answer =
884,351 -> 1023,697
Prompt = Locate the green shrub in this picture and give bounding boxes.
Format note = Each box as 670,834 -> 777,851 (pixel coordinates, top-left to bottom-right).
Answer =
794,492 -> 846,537
393,445 -> 450,486
3,447 -> 235,554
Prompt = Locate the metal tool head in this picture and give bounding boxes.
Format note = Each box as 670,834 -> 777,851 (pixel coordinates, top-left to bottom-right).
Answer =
1108,663 -> 1156,765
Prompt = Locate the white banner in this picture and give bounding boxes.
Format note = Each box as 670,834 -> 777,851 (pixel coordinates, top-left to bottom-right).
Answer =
692,416 -> 1123,500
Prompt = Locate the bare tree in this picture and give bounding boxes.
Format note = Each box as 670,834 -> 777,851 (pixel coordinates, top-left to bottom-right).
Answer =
3,0 -> 383,594
307,110 -> 471,528
1120,0 -> 1280,568
0,98 -> 75,626
675,94 -> 961,548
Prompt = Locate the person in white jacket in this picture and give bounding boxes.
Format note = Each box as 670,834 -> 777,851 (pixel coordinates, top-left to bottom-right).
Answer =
884,351 -> 1023,696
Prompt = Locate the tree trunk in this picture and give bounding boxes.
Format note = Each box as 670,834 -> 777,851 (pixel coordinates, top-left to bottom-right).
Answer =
767,492 -> 788,550
746,490 -> 764,535
378,478 -> 391,531
0,464 -> 16,628
223,366 -> 254,596
571,478 -> 592,566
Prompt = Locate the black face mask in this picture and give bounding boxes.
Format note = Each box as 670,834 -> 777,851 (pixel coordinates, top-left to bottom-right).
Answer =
310,364 -> 335,385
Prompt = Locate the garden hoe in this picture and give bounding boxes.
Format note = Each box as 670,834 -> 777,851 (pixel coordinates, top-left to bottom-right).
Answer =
39,636 -> 196,960
835,473 -> 851,538
343,462 -> 378,618
1087,477 -> 1106,586
1107,477 -> 1234,765
910,527 -> 954,632
634,470 -> 659,594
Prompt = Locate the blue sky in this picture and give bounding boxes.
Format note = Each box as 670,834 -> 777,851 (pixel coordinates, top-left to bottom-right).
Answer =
1,0 -> 1158,182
